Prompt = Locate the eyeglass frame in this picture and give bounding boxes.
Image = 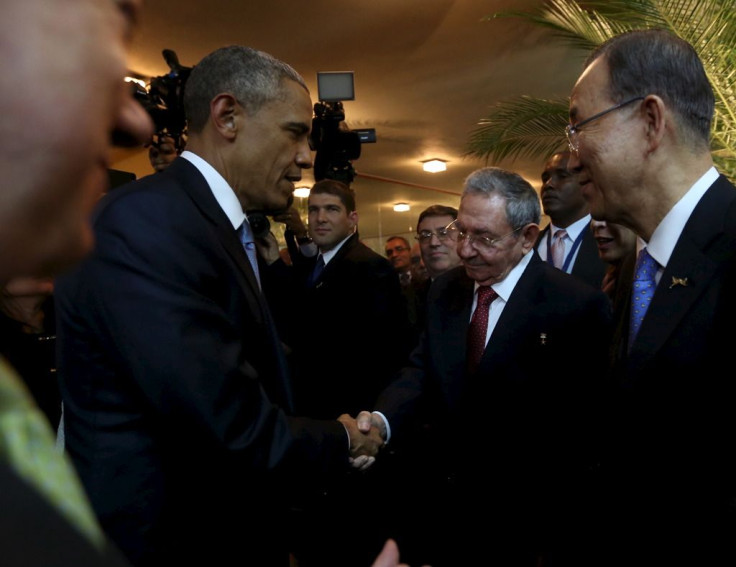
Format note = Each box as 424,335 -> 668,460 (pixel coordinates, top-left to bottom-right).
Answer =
565,96 -> 645,153
444,219 -> 523,251
415,227 -> 454,242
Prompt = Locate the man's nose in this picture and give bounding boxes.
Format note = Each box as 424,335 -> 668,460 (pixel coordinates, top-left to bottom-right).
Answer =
296,139 -> 313,169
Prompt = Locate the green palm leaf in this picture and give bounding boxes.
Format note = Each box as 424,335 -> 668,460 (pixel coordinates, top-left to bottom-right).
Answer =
466,96 -> 570,162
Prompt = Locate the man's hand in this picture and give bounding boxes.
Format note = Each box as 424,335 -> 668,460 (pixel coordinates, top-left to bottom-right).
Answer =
371,539 -> 430,567
272,207 -> 309,239
337,413 -> 384,471
357,410 -> 387,440
254,230 -> 282,265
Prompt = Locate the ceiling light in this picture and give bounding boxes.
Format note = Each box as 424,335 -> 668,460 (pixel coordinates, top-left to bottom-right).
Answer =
422,159 -> 447,173
293,186 -> 311,198
393,202 -> 410,212
124,76 -> 148,89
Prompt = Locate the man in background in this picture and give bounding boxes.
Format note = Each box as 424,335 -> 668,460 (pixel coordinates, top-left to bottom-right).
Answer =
385,235 -> 413,286
405,204 -> 461,341
535,150 -> 606,288
261,178 -> 410,566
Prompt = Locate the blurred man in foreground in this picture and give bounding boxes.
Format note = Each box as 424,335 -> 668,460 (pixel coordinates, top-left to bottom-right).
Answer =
0,0 -> 152,564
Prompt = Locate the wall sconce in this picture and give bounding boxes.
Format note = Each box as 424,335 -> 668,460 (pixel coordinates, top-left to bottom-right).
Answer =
293,186 -> 311,198
393,203 -> 410,212
422,159 -> 447,173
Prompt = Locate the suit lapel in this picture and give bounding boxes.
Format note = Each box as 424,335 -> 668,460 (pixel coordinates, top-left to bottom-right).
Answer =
168,159 -> 263,299
164,159 -> 294,411
628,176 -> 736,366
478,253 -> 542,371
435,272 -> 474,407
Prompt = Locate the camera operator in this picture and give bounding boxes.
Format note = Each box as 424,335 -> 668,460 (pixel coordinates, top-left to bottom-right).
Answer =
147,135 -> 180,173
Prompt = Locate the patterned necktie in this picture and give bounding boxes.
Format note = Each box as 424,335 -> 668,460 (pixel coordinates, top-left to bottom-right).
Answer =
550,228 -> 568,270
629,247 -> 658,344
0,357 -> 105,548
237,221 -> 261,289
309,254 -> 325,287
467,286 -> 498,373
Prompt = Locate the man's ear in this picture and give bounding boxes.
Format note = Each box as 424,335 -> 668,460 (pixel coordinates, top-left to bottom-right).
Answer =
642,94 -> 667,153
520,223 -> 540,252
210,93 -> 239,140
348,210 -> 359,230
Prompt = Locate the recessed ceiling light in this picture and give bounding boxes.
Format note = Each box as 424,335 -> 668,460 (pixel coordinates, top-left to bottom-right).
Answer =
422,159 -> 447,173
393,202 -> 410,212
293,186 -> 311,198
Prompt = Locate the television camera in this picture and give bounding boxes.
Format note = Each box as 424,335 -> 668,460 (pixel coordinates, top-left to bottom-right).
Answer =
309,72 -> 375,186
131,49 -> 192,152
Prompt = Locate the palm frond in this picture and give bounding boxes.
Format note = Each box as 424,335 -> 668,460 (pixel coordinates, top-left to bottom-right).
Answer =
465,96 -> 570,163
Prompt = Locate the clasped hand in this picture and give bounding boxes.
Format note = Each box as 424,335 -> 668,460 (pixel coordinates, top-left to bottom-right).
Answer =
337,411 -> 387,471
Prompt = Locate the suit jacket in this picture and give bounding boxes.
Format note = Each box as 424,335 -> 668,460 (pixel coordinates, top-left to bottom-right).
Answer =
536,222 -> 607,289
375,254 -> 612,558
604,174 -> 736,546
54,158 -> 349,566
265,233 -> 410,419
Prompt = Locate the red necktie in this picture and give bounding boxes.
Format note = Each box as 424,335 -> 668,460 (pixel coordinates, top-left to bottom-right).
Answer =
467,286 -> 498,373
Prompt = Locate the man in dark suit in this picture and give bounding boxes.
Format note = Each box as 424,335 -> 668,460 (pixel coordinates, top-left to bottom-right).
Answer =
357,167 -> 612,566
261,179 -> 410,566
265,179 -> 409,420
406,204 -> 461,342
536,150 -> 607,289
567,29 -> 736,558
55,46 -> 382,567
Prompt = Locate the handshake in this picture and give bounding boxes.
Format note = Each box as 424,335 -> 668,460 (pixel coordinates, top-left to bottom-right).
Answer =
337,411 -> 387,471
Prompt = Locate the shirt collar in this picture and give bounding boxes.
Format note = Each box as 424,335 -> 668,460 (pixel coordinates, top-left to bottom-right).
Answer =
549,214 -> 591,242
644,166 -> 718,267
181,150 -> 246,230
320,232 -> 354,265
473,247 -> 533,303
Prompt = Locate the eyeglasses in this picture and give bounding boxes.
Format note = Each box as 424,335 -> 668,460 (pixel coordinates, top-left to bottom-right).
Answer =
445,219 -> 522,252
385,245 -> 408,257
415,227 -> 453,242
565,96 -> 645,153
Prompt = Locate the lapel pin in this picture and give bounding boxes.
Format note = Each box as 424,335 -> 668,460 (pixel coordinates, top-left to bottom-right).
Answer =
539,332 -> 547,346
669,276 -> 689,289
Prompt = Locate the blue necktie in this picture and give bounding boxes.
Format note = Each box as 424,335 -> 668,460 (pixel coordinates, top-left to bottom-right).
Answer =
237,221 -> 261,289
309,254 -> 325,287
629,247 -> 658,344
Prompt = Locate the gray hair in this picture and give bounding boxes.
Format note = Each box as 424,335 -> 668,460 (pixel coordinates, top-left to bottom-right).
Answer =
585,29 -> 714,149
184,45 -> 307,133
462,167 -> 541,228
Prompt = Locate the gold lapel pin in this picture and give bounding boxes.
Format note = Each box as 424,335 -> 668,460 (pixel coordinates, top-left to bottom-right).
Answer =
669,276 -> 689,289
